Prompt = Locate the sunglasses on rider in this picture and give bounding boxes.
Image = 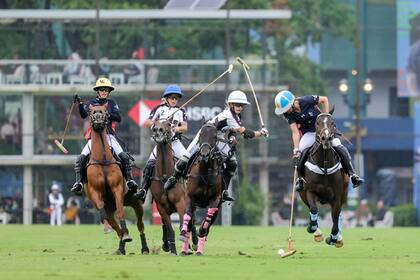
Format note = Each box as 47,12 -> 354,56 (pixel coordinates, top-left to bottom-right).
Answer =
97,87 -> 110,93
167,95 -> 180,100
233,103 -> 244,108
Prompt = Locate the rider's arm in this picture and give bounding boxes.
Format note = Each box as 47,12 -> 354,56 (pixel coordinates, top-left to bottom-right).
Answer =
174,121 -> 188,133
144,119 -> 154,129
290,123 -> 301,151
79,102 -> 89,119
108,110 -> 121,123
318,96 -> 330,113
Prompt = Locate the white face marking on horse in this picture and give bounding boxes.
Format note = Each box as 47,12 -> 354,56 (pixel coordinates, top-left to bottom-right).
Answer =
323,117 -> 329,137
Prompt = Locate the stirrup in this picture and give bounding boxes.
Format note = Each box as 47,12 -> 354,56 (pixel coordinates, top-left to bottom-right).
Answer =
295,178 -> 304,192
71,182 -> 83,195
351,174 -> 364,188
163,177 -> 177,191
126,179 -> 138,191
222,190 -> 235,202
134,188 -> 147,201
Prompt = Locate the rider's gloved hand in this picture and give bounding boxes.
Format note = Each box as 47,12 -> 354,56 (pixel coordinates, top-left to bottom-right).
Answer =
73,94 -> 81,104
260,128 -> 269,137
293,148 -> 301,166
243,128 -> 255,139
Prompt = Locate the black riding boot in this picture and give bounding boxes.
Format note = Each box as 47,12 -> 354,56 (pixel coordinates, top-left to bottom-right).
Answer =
295,148 -> 310,192
163,156 -> 189,191
71,154 -> 87,195
335,145 -> 364,188
134,159 -> 156,201
119,152 -> 139,191
222,158 -> 237,202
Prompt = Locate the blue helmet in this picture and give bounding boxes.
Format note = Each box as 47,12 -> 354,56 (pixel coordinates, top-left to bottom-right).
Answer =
162,84 -> 183,98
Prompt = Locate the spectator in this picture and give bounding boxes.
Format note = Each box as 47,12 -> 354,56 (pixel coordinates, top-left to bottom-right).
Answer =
63,52 -> 82,83
98,56 -> 111,76
374,199 -> 394,228
48,183 -> 64,226
65,196 -> 81,225
123,48 -> 144,83
0,118 -> 15,144
355,199 -> 373,227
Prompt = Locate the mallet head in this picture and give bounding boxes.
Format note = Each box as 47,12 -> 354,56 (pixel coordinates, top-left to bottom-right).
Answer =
228,64 -> 234,73
235,56 -> 250,70
54,139 -> 68,154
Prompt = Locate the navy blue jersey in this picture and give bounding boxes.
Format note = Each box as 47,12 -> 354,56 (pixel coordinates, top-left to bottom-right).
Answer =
283,95 -> 320,134
78,98 -> 121,137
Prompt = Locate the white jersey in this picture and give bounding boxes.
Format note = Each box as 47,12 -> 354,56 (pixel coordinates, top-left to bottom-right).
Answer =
149,104 -> 186,125
208,108 -> 242,138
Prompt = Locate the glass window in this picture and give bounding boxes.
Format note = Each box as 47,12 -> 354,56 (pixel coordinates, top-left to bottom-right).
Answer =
0,166 -> 23,224
0,95 -> 22,155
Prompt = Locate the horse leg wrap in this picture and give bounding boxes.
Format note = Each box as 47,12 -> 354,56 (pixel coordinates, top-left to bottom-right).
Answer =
203,208 -> 218,230
310,212 -> 318,222
196,236 -> 207,254
120,220 -> 128,234
181,232 -> 190,253
99,208 -> 107,223
181,213 -> 192,233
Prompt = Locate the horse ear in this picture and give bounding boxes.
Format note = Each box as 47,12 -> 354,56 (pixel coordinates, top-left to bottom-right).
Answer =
201,116 -> 206,125
329,106 -> 335,115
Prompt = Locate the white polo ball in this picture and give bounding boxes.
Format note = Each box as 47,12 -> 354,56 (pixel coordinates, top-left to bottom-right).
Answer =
277,249 -> 285,256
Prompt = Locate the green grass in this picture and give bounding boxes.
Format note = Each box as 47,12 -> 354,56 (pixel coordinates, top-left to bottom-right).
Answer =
0,225 -> 419,279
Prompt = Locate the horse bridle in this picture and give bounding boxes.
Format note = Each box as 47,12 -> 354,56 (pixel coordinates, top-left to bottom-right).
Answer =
151,121 -> 173,144
198,123 -> 219,162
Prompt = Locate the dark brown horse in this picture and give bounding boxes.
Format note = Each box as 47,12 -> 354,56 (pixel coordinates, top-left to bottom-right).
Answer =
299,113 -> 348,247
85,105 -> 149,255
179,122 -> 223,256
150,119 -> 197,255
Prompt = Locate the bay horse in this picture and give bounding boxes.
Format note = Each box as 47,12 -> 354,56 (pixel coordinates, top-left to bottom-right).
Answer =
179,122 -> 223,256
150,119 -> 197,255
85,105 -> 149,255
298,113 -> 348,247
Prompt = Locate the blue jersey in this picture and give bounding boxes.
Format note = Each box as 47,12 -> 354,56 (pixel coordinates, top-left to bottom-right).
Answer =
283,95 -> 320,135
78,98 -> 121,137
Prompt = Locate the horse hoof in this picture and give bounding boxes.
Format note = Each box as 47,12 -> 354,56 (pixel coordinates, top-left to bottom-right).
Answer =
314,234 -> 324,242
113,250 -> 125,255
141,248 -> 150,255
196,252 -> 203,256
170,252 -> 177,256
162,244 -> 170,252
180,251 -> 188,256
192,244 -> 198,251
122,235 -> 133,243
335,240 -> 344,248
307,226 -> 317,234
325,237 -> 337,246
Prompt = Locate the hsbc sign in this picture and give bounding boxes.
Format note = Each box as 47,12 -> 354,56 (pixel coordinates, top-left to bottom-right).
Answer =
185,106 -> 222,121
128,100 -> 222,127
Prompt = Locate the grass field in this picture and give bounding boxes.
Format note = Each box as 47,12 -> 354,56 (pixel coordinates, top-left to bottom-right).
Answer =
0,225 -> 419,280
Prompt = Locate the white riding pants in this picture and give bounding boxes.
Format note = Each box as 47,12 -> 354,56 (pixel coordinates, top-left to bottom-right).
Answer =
148,139 -> 187,161
81,134 -> 124,156
299,132 -> 342,151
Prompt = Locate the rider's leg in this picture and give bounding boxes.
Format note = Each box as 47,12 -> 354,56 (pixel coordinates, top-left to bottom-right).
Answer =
134,151 -> 156,201
296,132 -> 316,192
334,144 -> 364,188
71,153 -> 88,194
118,151 -> 139,191
295,148 -> 310,192
222,157 -> 237,202
163,135 -> 199,191
163,155 -> 189,191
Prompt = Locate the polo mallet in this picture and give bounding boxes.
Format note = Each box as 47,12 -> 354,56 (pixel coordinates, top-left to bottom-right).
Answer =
280,165 -> 298,258
54,101 -> 76,154
236,57 -> 265,128
168,64 -> 234,119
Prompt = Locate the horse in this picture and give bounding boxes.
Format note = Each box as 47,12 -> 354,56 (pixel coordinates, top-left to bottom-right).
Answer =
85,105 -> 149,255
178,122 -> 224,256
298,112 -> 349,247
150,119 -> 197,255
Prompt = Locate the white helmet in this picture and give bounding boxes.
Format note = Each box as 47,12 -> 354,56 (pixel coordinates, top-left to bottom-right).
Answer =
51,183 -> 60,191
274,90 -> 295,115
227,90 -> 250,105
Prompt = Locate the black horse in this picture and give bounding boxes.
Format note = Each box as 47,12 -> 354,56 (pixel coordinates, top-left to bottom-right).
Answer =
179,122 -> 224,256
298,113 -> 349,247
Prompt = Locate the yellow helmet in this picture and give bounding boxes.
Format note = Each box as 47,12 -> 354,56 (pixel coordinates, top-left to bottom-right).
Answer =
93,77 -> 114,92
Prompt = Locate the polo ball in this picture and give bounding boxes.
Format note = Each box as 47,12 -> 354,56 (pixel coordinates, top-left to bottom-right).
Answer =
277,249 -> 285,256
